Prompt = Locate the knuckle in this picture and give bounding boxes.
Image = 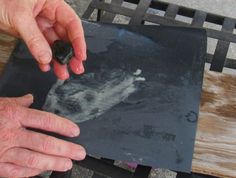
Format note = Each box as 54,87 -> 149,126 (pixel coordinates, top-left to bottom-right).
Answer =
0,104 -> 21,122
27,36 -> 42,50
1,129 -> 18,144
42,113 -> 54,130
27,154 -> 39,168
42,136 -> 54,152
0,104 -> 14,118
10,167 -> 21,177
12,11 -> 29,23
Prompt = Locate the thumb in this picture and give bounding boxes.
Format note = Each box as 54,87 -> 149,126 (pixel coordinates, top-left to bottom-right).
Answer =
9,94 -> 34,107
14,13 -> 52,64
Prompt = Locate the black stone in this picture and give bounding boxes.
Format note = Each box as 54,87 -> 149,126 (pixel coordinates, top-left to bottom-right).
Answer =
52,40 -> 74,65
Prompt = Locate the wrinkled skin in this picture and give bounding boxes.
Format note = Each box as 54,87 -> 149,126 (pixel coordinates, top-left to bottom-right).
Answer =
0,0 -> 87,80
0,0 -> 87,177
0,95 -> 86,177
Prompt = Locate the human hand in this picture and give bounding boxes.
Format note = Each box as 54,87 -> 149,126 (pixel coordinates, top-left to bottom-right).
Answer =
0,0 -> 87,80
0,94 -> 86,177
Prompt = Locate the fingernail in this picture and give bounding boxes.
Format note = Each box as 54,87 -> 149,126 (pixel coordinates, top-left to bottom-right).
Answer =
79,64 -> 85,74
40,64 -> 51,72
71,125 -> 80,137
82,53 -> 87,61
24,94 -> 34,101
24,94 -> 33,98
39,52 -> 51,64
74,63 -> 85,75
63,160 -> 72,171
75,148 -> 86,160
59,71 -> 70,80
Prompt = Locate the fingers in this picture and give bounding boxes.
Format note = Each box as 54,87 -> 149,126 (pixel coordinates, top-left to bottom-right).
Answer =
71,31 -> 87,62
18,130 -> 86,161
39,20 -> 70,80
14,12 -> 52,65
69,57 -> 85,75
39,63 -> 51,72
36,16 -> 59,45
1,148 -> 72,172
0,162 -> 42,178
36,16 -> 54,34
18,107 -> 80,137
2,94 -> 33,107
36,16 -> 57,72
42,27 -> 70,80
53,60 -> 70,80
36,2 -> 87,78
15,94 -> 34,107
56,2 -> 87,61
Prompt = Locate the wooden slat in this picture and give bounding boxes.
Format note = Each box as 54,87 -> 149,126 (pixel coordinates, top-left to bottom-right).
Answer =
193,70 -> 236,178
164,4 -> 179,19
99,0 -> 124,23
191,10 -> 207,27
77,156 -> 132,178
88,1 -> 236,43
210,18 -> 235,72
206,54 -> 236,70
0,34 -> 16,73
127,0 -> 223,26
100,158 -> 115,164
90,158 -> 115,178
82,0 -> 99,19
97,0 -> 105,22
0,34 -> 16,61
90,1 -> 133,17
92,158 -> 115,178
0,62 -> 6,73
129,0 -> 152,25
50,170 -> 72,178
210,40 -> 232,72
92,174 -> 106,178
132,165 -> 152,178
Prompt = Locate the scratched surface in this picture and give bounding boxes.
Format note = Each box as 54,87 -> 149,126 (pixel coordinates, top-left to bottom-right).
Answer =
0,22 -> 206,172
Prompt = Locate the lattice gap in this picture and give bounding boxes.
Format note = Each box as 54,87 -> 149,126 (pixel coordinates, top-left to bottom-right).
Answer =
122,1 -> 138,10
147,7 -> 165,17
88,9 -> 99,21
207,37 -> 218,55
222,66 -> 236,74
113,160 -> 136,172
144,21 -> 160,25
233,28 -> 236,35
227,42 -> 236,60
113,14 -> 131,24
203,21 -> 222,31
175,14 -> 193,24
105,0 -> 112,3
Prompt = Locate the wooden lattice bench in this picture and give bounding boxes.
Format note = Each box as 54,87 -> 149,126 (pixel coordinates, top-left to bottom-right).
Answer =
0,0 -> 236,178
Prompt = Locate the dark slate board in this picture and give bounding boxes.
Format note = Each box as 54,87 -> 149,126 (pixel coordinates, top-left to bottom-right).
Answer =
0,21 -> 206,172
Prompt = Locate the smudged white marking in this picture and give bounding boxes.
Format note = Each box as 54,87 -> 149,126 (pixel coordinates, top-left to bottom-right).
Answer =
135,77 -> 146,81
133,69 -> 142,76
124,152 -> 133,157
43,69 -> 146,123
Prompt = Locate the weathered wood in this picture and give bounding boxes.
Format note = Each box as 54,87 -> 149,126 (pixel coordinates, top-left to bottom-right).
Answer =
0,34 -> 16,62
0,33 -> 16,73
193,70 -> 236,178
0,32 -> 236,177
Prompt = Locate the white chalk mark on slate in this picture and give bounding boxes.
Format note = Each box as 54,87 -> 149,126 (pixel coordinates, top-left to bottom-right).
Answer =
43,69 -> 146,123
133,69 -> 142,76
